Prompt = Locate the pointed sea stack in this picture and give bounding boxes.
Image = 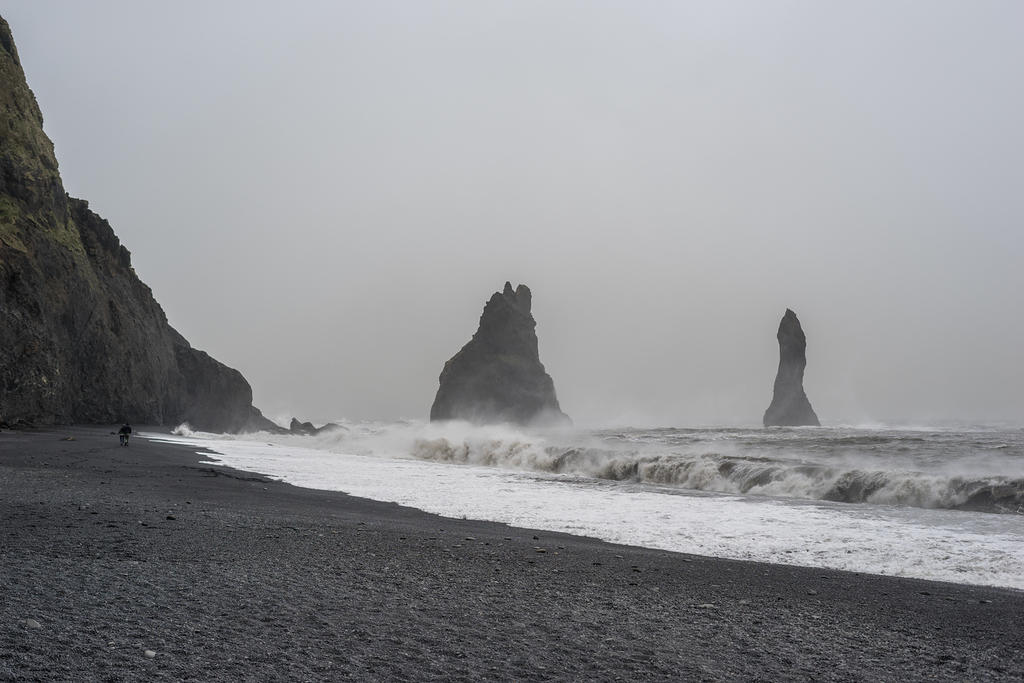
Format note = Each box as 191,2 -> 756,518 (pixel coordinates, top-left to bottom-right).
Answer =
0,16 -> 275,432
430,282 -> 569,426
763,309 -> 820,427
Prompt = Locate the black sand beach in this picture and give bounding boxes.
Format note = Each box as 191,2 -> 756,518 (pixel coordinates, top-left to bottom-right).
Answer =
1,428 -> 1022,681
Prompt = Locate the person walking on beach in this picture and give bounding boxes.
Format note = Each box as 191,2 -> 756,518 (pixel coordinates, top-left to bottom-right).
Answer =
118,423 -> 132,447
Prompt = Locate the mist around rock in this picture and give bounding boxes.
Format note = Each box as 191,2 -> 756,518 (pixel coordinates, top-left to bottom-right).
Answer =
763,309 -> 820,427
430,282 -> 570,427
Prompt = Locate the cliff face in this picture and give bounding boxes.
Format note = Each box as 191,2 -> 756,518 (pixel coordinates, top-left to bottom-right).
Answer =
0,17 -> 273,431
763,309 -> 820,427
430,282 -> 569,427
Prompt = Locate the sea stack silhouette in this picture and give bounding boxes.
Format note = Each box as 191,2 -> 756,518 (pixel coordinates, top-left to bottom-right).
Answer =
0,16 -> 275,432
763,309 -> 820,427
430,282 -> 569,427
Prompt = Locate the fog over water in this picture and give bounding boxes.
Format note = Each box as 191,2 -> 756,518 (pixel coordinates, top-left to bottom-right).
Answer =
6,2 -> 1023,426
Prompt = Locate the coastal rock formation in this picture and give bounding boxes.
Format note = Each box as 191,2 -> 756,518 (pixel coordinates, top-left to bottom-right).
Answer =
763,309 -> 820,427
288,418 -> 343,436
0,17 -> 275,432
289,418 -> 318,435
430,282 -> 569,426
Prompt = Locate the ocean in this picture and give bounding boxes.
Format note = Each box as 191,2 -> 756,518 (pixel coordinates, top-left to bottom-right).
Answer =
151,421 -> 1024,590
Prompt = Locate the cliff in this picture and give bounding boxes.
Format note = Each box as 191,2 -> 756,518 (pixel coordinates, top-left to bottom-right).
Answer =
0,16 -> 274,432
763,309 -> 820,427
430,282 -> 569,426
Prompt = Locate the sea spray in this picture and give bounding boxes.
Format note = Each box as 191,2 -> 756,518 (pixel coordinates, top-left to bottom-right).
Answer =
174,420 -> 1024,513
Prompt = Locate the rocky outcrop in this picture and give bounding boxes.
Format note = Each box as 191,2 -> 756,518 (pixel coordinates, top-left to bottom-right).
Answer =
0,16 -> 275,432
289,418 -> 318,435
763,309 -> 820,427
288,418 -> 343,436
430,282 -> 569,426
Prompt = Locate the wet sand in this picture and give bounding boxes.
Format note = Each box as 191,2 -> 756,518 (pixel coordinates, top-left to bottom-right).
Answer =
1,427 -> 1022,681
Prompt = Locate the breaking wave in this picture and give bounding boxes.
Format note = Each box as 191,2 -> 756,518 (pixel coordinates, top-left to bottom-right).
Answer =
399,425 -> 1024,514
151,423 -> 1024,590
196,419 -> 1024,515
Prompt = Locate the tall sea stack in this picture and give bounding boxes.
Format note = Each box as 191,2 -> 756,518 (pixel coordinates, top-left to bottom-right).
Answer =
763,309 -> 820,427
430,282 -> 569,426
0,16 -> 275,432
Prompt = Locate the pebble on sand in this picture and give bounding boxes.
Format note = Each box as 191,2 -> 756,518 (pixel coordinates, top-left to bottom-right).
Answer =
144,650 -> 157,659
25,618 -> 41,629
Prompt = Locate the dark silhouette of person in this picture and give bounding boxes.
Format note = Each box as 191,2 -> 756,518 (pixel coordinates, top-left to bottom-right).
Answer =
118,423 -> 132,446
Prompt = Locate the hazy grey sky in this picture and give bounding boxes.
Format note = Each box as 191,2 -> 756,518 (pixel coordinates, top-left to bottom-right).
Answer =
5,1 -> 1023,426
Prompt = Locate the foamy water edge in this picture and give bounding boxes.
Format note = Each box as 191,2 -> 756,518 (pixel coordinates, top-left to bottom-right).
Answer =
147,429 -> 1024,590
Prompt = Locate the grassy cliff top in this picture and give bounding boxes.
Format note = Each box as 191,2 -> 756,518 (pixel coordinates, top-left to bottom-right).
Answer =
0,15 -> 84,258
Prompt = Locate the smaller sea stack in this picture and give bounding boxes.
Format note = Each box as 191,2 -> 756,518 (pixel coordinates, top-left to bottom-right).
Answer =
763,309 -> 820,427
430,282 -> 569,427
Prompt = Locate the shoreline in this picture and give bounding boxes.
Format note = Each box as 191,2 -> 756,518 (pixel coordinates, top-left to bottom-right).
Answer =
170,424 -> 1024,591
2,426 -> 1023,680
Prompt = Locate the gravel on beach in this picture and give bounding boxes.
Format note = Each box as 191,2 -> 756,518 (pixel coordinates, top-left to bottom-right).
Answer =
1,427 -> 1022,681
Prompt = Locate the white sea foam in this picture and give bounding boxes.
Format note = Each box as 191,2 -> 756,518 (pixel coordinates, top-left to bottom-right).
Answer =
150,422 -> 1024,589
182,420 -> 1024,512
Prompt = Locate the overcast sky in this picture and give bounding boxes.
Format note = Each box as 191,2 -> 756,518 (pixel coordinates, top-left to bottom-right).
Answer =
5,1 -> 1023,426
